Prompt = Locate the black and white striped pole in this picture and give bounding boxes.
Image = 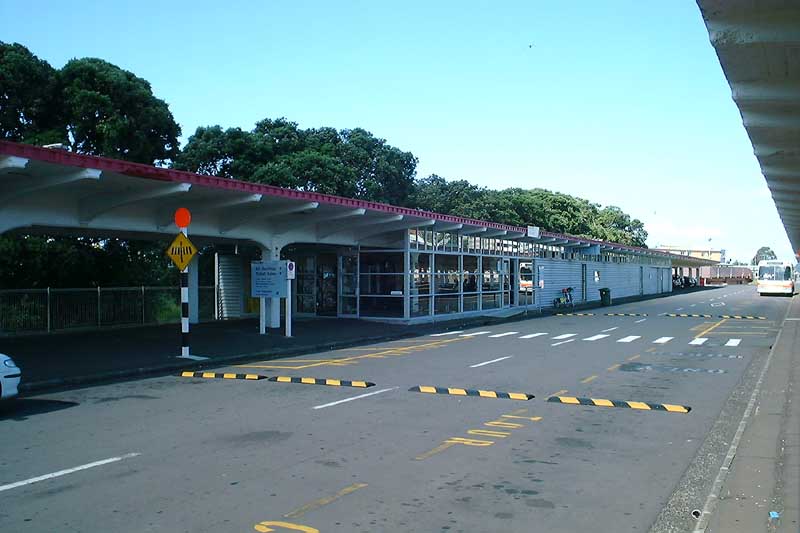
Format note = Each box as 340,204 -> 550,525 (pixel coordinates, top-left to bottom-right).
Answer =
174,207 -> 193,358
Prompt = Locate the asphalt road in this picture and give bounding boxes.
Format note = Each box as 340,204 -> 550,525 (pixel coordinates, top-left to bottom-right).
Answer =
0,285 -> 790,533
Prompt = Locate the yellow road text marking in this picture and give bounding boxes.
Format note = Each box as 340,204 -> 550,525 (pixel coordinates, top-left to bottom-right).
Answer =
414,441 -> 456,461
283,483 -> 368,519
254,521 -> 319,533
626,354 -> 640,361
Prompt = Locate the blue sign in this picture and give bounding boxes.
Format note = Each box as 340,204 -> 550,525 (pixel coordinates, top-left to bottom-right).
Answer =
251,260 -> 287,298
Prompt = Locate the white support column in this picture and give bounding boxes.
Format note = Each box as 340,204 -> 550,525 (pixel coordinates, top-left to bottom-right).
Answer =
269,245 -> 281,328
403,246 -> 411,320
430,252 -> 436,318
188,254 -> 199,324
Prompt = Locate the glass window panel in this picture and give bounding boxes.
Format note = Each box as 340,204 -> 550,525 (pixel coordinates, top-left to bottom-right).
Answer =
341,274 -> 357,296
410,252 -> 430,273
435,295 -> 460,315
360,296 -> 403,318
339,296 -> 357,315
410,296 -> 430,317
463,294 -> 479,312
411,273 -> 430,294
433,274 -> 461,293
482,293 -> 500,310
360,274 -> 405,295
360,252 -> 403,273
434,254 -> 459,272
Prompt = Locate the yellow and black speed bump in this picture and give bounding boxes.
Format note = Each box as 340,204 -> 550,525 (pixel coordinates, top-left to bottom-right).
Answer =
604,313 -> 648,317
717,314 -> 766,320
664,313 -> 713,318
268,376 -> 374,388
409,385 -> 534,401
547,395 -> 691,413
555,312 -> 594,316
181,371 -> 265,380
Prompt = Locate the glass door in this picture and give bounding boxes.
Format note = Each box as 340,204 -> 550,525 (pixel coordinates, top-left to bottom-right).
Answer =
339,254 -> 358,316
295,255 -> 317,315
316,254 -> 338,316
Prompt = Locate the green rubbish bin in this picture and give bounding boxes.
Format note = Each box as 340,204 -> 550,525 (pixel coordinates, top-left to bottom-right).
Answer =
599,288 -> 612,306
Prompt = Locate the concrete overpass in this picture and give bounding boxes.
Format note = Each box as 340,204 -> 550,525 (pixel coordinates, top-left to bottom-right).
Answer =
697,0 -> 800,257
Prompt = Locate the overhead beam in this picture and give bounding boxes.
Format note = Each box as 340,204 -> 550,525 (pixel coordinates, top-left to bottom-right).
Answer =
219,201 -> 319,233
79,182 -> 191,223
318,214 -> 404,239
432,222 -> 463,232
356,218 -> 435,240
460,227 -> 488,236
273,208 -> 366,234
155,193 -> 263,228
0,168 -> 102,207
482,230 -> 508,238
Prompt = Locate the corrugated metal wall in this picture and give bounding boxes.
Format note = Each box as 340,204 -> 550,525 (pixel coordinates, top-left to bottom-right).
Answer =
645,267 -> 659,294
535,258 -> 586,306
216,254 -> 244,319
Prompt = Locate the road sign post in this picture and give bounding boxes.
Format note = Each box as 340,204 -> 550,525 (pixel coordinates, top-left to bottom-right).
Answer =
167,208 -> 199,359
251,260 -> 293,337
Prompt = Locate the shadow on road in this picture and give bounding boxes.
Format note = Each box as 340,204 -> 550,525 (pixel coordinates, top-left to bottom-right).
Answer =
0,398 -> 79,421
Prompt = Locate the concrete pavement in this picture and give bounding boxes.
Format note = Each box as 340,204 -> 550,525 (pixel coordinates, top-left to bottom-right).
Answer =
0,285 -> 792,532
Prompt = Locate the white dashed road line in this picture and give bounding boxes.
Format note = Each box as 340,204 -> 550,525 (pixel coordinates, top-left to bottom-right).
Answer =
313,387 -> 398,410
489,332 -> 518,338
470,356 -> 513,368
551,339 -> 576,346
520,333 -> 548,339
690,338 -> 709,346
635,318 -> 647,323
459,331 -> 491,337
583,334 -> 610,341
430,331 -> 463,337
725,339 -> 741,347
0,453 -> 141,493
552,333 -> 576,340
653,337 -> 674,344
601,327 -> 619,332
617,336 -> 641,343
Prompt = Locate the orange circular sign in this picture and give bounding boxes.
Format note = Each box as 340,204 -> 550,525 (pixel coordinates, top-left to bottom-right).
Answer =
174,207 -> 191,228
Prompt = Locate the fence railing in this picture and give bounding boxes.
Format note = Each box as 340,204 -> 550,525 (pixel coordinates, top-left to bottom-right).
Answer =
0,286 -> 216,335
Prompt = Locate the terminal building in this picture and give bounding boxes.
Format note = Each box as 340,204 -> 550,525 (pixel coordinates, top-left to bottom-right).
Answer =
0,141 -> 714,329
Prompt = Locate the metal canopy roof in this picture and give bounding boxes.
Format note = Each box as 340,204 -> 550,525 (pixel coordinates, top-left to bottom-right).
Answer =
0,140 -> 712,265
697,0 -> 800,257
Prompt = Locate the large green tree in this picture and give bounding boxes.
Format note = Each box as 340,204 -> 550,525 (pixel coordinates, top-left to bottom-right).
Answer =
752,246 -> 777,265
0,41 -> 62,144
58,58 -> 181,164
175,119 -> 418,205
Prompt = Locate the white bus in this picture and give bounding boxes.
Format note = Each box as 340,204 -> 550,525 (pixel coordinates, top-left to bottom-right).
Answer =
756,260 -> 798,295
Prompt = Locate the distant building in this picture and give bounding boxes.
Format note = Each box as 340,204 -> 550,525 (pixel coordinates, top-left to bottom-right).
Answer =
654,246 -> 725,264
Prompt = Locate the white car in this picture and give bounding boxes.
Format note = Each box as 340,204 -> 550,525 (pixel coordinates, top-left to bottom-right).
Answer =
0,354 -> 21,399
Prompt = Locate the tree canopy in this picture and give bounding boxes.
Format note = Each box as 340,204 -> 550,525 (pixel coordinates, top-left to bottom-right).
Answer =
0,42 -> 181,164
752,246 -> 777,265
175,119 -> 418,206
409,175 -> 648,247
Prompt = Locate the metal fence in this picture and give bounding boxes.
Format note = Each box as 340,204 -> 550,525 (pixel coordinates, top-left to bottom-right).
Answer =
0,286 -> 216,335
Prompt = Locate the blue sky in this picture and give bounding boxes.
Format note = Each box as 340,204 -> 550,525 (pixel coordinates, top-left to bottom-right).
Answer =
2,0 -> 792,262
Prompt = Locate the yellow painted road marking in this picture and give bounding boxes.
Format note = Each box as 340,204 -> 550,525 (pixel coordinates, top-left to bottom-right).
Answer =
627,401 -> 651,410
500,414 -> 543,421
581,375 -> 598,384
254,521 -> 319,533
646,347 -> 656,353
418,385 -> 437,393
448,388 -> 467,395
592,398 -> 614,407
607,363 -> 621,371
696,318 -> 727,338
485,420 -> 524,429
560,396 -> 581,404
283,482 -> 368,519
415,441 -> 456,461
445,437 -> 494,447
663,404 -> 690,413
467,429 -> 511,438
548,389 -> 568,398
238,337 -> 466,370
627,354 -> 640,361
